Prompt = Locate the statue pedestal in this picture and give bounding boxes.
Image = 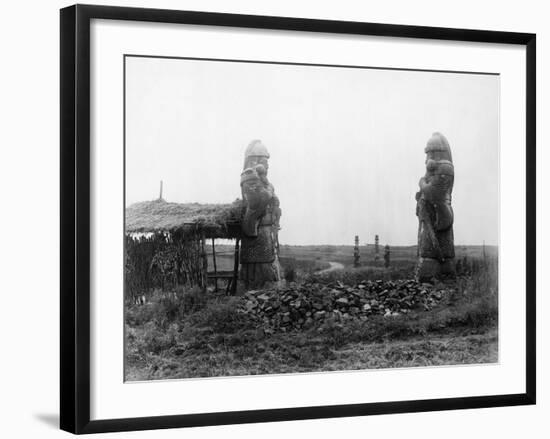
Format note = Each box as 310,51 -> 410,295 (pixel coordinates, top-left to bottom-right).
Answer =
416,257 -> 455,282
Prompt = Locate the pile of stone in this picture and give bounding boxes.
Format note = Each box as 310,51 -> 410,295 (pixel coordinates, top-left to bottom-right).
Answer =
240,279 -> 448,330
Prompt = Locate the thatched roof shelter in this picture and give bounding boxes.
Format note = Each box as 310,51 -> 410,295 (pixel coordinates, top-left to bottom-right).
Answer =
125,198 -> 243,239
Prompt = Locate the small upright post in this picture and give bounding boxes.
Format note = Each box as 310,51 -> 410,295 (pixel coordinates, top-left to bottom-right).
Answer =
353,235 -> 360,268
211,237 -> 218,292
374,234 -> 380,261
200,232 -> 208,291
231,238 -> 240,295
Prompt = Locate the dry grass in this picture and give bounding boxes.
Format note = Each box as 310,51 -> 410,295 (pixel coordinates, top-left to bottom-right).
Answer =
324,330 -> 497,371
125,264 -> 498,381
125,324 -> 497,380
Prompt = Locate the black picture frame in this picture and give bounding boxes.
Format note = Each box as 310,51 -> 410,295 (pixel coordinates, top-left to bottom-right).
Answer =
60,4 -> 536,434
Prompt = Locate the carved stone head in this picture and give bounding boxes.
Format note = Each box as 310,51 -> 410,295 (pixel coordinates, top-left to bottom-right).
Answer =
243,139 -> 270,171
425,132 -> 453,163
424,133 -> 454,180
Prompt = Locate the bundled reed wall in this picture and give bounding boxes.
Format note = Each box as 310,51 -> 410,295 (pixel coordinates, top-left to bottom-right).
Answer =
125,230 -> 206,304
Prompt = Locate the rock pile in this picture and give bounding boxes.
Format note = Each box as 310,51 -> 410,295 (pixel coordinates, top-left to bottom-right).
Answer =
241,279 -> 449,330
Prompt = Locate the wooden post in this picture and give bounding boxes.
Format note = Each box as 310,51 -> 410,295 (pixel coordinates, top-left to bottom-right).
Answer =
231,238 -> 240,295
353,235 -> 360,267
159,180 -> 163,199
211,237 -> 218,292
200,232 -> 208,291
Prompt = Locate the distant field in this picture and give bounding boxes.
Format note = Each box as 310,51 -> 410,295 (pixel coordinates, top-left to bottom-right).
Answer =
206,243 -> 498,285
278,243 -> 498,267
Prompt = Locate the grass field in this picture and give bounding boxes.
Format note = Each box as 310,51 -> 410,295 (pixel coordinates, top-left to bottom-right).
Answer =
125,245 -> 498,381
279,243 -> 497,267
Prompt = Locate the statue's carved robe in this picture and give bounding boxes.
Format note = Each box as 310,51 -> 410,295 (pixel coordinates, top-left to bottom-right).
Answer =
417,161 -> 455,261
239,167 -> 281,288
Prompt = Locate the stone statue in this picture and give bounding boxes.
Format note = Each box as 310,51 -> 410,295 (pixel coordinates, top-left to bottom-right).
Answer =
416,132 -> 455,281
239,140 -> 282,289
353,235 -> 360,268
384,244 -> 390,268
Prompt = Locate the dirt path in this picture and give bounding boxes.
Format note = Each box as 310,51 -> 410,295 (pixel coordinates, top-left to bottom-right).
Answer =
317,261 -> 345,274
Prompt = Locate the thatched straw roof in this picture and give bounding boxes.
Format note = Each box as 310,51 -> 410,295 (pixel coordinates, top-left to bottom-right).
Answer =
125,198 -> 243,239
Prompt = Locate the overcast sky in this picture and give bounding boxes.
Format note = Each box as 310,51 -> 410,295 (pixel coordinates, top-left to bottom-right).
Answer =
125,56 -> 499,246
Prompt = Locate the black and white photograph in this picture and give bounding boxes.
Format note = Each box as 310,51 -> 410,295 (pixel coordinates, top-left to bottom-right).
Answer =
0,0 -> 544,436
124,55 -> 499,381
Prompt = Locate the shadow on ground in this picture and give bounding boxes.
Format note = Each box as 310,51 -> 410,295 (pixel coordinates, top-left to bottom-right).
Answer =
34,413 -> 58,430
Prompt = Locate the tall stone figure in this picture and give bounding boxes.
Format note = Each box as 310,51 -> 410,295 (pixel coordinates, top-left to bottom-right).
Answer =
239,140 -> 282,289
353,236 -> 360,268
415,132 -> 455,281
384,244 -> 391,269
